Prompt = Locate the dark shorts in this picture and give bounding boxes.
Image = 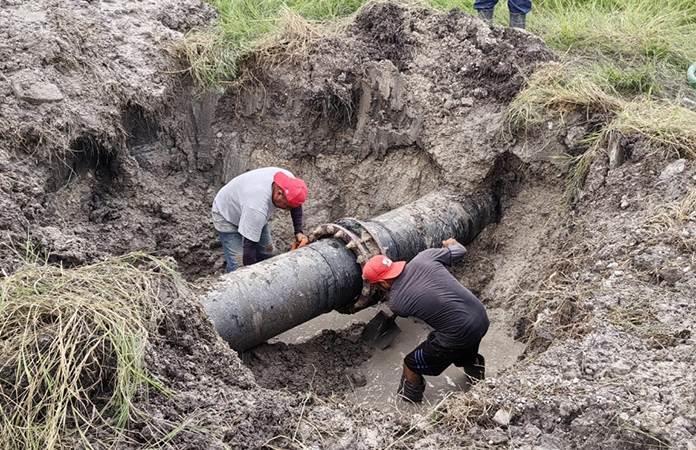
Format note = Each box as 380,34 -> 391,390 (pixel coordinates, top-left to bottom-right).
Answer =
404,334 -> 481,376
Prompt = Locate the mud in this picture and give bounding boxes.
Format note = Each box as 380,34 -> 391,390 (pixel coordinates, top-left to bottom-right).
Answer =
241,323 -> 373,397
249,307 -> 525,408
0,0 -> 218,278
350,309 -> 525,408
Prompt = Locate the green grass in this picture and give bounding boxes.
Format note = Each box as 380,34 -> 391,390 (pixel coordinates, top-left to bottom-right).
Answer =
0,253 -> 180,449
184,0 -> 696,95
181,0 -> 370,86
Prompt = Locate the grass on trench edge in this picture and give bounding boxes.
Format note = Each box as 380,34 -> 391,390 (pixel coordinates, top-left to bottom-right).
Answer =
179,2 -> 359,87
506,62 -> 696,203
0,252 -> 182,450
181,0 -> 696,89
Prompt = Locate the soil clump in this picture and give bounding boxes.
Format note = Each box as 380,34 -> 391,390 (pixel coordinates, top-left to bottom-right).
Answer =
242,324 -> 373,396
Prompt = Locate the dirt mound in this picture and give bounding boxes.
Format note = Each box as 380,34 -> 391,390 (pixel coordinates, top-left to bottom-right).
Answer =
242,324 -> 373,396
133,268 -> 305,448
436,141 -> 696,449
0,0 -> 217,277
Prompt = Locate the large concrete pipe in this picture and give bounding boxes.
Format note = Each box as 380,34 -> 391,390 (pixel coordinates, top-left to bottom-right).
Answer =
203,190 -> 498,351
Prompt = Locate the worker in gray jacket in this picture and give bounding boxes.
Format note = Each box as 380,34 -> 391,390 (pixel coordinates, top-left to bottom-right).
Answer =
211,167 -> 309,272
361,238 -> 489,403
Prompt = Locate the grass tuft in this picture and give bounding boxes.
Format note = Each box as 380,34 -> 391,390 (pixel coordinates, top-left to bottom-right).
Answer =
506,63 -> 622,129
645,188 -> 696,253
181,0 -> 367,87
607,101 -> 696,159
608,299 -> 687,349
0,253 -> 180,450
438,391 -> 492,432
507,62 -> 696,203
563,143 -> 600,204
594,63 -> 659,96
647,188 -> 696,233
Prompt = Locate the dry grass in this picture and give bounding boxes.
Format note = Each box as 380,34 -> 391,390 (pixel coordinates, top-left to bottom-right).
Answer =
180,1 -> 362,87
645,188 -> 696,253
177,30 -> 242,88
509,62 -> 696,204
508,243 -> 595,354
0,252 -> 182,449
608,300 -> 687,349
561,139 -> 601,204
254,9 -> 336,68
607,101 -> 696,159
179,8 -> 333,88
507,63 -> 623,130
437,391 -> 493,432
647,188 -> 696,232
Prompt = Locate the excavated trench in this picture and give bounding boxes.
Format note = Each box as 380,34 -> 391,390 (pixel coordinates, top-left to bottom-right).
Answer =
0,3 -> 583,443
225,153 -> 537,406
5,2 -> 696,448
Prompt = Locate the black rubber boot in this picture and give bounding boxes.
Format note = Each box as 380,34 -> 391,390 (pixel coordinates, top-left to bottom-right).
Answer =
397,374 -> 425,403
510,13 -> 526,29
477,8 -> 494,24
463,353 -> 486,383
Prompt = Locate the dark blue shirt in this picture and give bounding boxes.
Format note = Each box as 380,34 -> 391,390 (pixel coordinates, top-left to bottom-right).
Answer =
388,243 -> 489,349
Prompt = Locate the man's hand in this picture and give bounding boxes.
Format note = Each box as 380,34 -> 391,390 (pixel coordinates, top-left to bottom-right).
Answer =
291,233 -> 309,250
442,238 -> 461,248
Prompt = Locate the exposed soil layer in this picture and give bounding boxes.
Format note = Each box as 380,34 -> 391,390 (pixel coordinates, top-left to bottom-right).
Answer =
2,0 -> 695,449
0,0 -> 218,278
437,146 -> 696,450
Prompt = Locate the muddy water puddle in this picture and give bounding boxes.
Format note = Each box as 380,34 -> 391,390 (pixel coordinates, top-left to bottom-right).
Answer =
273,307 -> 524,409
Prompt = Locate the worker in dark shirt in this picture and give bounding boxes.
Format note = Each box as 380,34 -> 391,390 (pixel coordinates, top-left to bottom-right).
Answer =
361,238 -> 489,403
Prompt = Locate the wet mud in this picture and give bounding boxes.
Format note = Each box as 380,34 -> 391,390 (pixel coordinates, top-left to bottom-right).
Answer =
243,307 -> 524,409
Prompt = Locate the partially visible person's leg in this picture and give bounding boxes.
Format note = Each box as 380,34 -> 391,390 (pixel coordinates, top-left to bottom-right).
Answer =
400,338 -> 451,403
397,364 -> 425,403
218,230 -> 243,273
452,322 -> 488,383
508,0 -> 531,28
474,0 -> 498,10
508,0 -> 531,14
453,346 -> 486,383
256,224 -> 275,262
474,0 -> 498,22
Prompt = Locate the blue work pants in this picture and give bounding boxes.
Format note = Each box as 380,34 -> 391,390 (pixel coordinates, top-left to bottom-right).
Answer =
218,224 -> 273,273
474,0 -> 531,14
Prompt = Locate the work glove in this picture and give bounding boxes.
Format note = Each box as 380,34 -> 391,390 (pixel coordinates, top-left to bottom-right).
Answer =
290,233 -> 309,250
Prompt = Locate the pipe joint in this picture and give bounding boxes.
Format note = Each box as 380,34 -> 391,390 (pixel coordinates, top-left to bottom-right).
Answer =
308,219 -> 389,308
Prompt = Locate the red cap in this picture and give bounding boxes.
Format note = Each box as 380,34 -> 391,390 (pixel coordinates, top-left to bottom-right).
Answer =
273,171 -> 308,208
362,255 -> 406,284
